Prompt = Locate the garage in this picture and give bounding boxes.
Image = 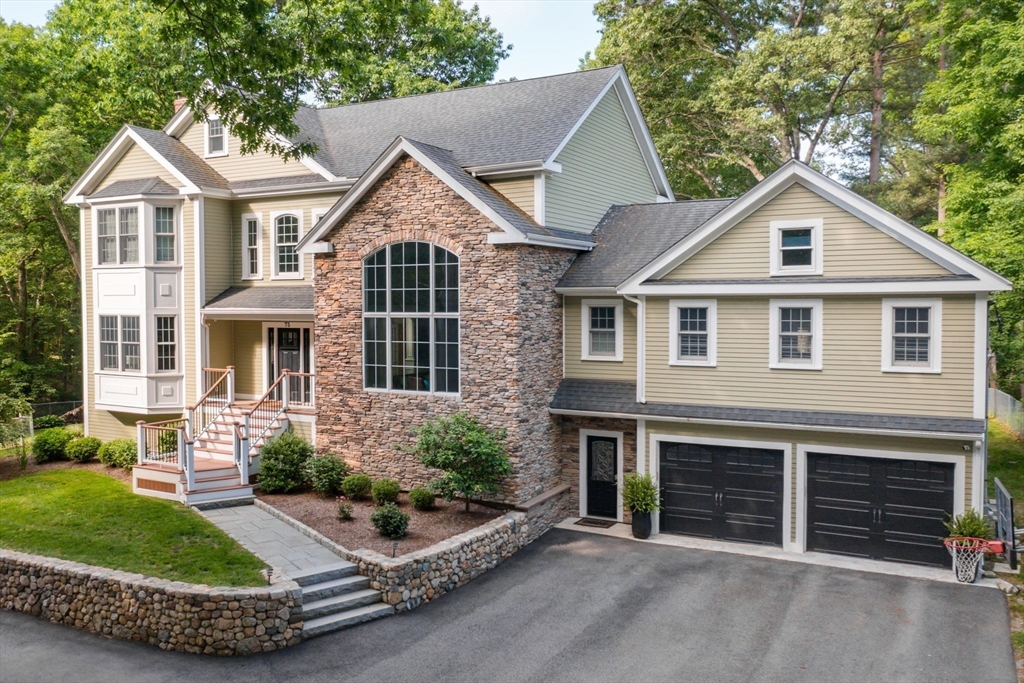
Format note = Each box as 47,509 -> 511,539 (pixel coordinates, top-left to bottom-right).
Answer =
805,452 -> 955,567
659,441 -> 785,546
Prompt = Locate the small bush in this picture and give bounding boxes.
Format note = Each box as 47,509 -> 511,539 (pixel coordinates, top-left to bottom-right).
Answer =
258,431 -> 314,494
371,503 -> 410,539
34,414 -> 64,429
66,436 -> 102,463
943,508 -> 995,539
409,487 -> 436,511
32,427 -> 74,463
97,439 -> 138,469
304,454 -> 350,496
372,478 -> 401,505
336,498 -> 354,521
341,473 -> 372,500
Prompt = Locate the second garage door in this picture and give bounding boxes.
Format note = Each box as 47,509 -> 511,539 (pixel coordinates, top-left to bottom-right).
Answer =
660,441 -> 785,546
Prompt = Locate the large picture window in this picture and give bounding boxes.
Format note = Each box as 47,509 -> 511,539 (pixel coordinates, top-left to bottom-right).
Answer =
362,242 -> 459,393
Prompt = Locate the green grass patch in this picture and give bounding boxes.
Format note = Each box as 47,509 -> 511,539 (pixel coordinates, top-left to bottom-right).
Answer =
987,419 -> 1024,525
0,469 -> 266,586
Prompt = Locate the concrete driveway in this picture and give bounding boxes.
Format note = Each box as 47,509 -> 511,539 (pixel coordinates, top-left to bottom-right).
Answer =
0,528 -> 1016,683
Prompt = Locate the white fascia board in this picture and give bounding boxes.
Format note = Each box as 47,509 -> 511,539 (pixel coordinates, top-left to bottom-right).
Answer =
126,129 -> 201,194
625,279 -> 998,296
264,129 -> 338,182
197,187 -> 233,199
163,105 -> 194,136
85,193 -> 186,204
486,232 -> 595,251
554,286 -> 618,296
466,160 -> 562,179
201,308 -> 314,321
620,161 -> 1012,291
547,407 -> 984,440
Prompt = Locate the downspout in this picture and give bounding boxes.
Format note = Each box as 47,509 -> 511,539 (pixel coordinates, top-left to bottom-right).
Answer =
623,294 -> 645,404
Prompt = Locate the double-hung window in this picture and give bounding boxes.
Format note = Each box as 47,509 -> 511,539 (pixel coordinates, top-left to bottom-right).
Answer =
669,300 -> 717,366
97,209 -> 117,264
770,299 -> 822,369
770,219 -> 822,275
581,300 -> 623,361
97,207 -> 139,265
206,118 -> 226,156
241,214 -> 262,279
154,206 -> 175,262
362,242 -> 459,393
118,207 -> 138,264
99,315 -> 141,372
882,298 -> 942,373
155,316 -> 176,371
273,213 -> 301,278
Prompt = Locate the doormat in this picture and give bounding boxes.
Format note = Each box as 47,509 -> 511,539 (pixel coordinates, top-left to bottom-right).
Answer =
575,518 -> 617,529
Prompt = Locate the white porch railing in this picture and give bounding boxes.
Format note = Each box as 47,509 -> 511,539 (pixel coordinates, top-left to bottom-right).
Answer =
188,367 -> 234,442
136,418 -> 195,493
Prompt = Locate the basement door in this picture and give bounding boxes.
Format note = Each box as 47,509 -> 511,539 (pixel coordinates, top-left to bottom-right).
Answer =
659,441 -> 785,546
806,452 -> 954,567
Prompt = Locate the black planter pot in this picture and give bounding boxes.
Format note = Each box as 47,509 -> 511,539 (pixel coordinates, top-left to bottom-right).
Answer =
631,511 -> 652,539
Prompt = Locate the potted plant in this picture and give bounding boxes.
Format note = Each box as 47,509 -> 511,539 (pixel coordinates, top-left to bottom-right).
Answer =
622,472 -> 660,539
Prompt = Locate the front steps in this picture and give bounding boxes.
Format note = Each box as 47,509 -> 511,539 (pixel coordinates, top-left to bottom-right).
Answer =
290,562 -> 394,638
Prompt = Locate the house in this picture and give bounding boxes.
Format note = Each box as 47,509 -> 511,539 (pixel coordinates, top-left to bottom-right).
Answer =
65,66 -> 1011,568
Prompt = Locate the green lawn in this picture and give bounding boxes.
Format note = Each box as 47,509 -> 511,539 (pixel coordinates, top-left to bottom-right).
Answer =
987,419 -> 1024,526
0,469 -> 266,586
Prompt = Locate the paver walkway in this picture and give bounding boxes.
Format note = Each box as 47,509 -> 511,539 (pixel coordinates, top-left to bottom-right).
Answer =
201,505 -> 342,577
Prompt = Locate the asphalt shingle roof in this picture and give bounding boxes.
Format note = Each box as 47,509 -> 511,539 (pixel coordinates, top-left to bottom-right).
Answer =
557,199 -> 734,288
128,125 -> 230,190
229,174 -> 326,191
204,286 -> 313,310
88,177 -> 179,198
550,378 -> 986,435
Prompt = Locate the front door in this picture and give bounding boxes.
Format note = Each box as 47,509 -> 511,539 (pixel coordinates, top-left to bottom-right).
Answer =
586,435 -> 618,519
267,326 -> 312,403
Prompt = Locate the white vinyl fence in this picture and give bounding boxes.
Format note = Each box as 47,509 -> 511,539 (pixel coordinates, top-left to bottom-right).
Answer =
989,388 -> 1024,438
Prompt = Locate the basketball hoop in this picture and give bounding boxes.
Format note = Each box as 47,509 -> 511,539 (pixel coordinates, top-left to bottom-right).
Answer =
944,537 -> 991,583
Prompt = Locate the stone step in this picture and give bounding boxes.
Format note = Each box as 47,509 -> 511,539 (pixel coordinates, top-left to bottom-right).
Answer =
182,484 -> 254,506
302,603 -> 395,638
301,589 -> 382,620
289,561 -> 358,587
301,575 -> 371,602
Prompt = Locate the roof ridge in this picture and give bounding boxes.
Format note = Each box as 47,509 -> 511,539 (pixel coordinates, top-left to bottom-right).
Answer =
612,197 -> 736,208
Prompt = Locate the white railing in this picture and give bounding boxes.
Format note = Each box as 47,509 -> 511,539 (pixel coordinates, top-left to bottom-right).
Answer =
188,367 -> 234,442
136,418 -> 194,495
989,387 -> 1024,438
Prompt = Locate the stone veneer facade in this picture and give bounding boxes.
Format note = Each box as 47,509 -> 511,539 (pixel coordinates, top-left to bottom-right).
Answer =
559,416 -> 639,523
313,156 -> 575,506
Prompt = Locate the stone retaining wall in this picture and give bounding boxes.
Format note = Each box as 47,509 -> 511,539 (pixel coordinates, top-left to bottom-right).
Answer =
0,549 -> 302,655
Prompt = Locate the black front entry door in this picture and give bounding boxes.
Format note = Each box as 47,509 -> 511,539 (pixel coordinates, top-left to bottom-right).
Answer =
659,441 -> 785,546
806,452 -> 954,567
586,436 -> 618,518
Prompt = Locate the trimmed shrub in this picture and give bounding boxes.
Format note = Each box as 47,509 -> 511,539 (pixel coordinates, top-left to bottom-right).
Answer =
371,478 -> 401,505
258,431 -> 314,494
33,414 -> 64,429
409,487 -> 436,511
66,436 -> 103,463
32,427 -> 74,463
371,502 -> 410,539
337,498 -> 354,521
97,439 -> 138,469
341,473 -> 372,500
304,454 -> 350,496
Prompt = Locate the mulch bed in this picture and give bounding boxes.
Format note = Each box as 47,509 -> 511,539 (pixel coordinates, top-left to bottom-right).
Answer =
0,457 -> 131,484
257,490 -> 505,557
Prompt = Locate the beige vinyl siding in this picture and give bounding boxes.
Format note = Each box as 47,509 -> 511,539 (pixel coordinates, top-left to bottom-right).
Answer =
564,297 -> 637,381
178,121 -> 312,181
207,320 -> 234,369
203,198 -> 233,302
97,144 -> 181,191
546,89 -> 659,234
663,183 -> 952,279
289,418 -> 313,441
645,420 -> 971,544
488,177 -> 535,219
645,295 -> 975,417
233,321 -> 264,397
231,193 -> 344,286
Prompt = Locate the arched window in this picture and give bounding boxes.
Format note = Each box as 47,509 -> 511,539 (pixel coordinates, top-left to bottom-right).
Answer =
362,242 -> 459,393
274,214 -> 301,277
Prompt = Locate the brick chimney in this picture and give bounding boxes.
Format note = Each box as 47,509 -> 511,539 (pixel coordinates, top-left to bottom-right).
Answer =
173,97 -> 187,114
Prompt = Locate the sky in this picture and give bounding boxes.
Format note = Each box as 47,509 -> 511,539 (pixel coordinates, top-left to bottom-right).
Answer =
0,0 -> 603,82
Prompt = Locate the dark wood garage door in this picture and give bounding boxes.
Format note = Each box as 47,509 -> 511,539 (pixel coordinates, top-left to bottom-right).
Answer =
806,453 -> 955,567
660,441 -> 785,546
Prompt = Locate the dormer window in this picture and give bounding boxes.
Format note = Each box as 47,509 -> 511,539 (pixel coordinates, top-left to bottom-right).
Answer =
206,118 -> 226,157
770,219 -> 822,276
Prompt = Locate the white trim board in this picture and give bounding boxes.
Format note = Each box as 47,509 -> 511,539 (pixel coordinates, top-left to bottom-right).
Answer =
880,298 -> 943,374
580,298 -> 624,362
578,428 -> 625,522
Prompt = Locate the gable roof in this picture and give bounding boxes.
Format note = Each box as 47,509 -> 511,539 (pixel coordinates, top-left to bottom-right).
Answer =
557,199 -> 734,290
617,160 -> 1012,294
297,137 -> 595,252
126,126 -> 229,190
87,177 -> 179,199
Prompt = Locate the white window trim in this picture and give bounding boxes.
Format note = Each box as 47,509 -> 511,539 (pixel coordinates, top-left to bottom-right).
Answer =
93,202 -> 145,268
150,203 -> 180,265
578,428 -> 624,522
153,313 -> 179,374
240,213 -> 263,280
261,322 -> 315,393
581,298 -> 624,362
668,299 -> 717,367
770,218 -> 823,276
311,206 -> 332,227
204,118 -> 228,158
769,298 -> 823,370
881,298 -> 942,374
270,210 -> 304,280
95,312 -> 145,375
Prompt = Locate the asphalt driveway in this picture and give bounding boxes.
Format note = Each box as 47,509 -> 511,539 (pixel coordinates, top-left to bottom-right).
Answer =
0,528 -> 1016,683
